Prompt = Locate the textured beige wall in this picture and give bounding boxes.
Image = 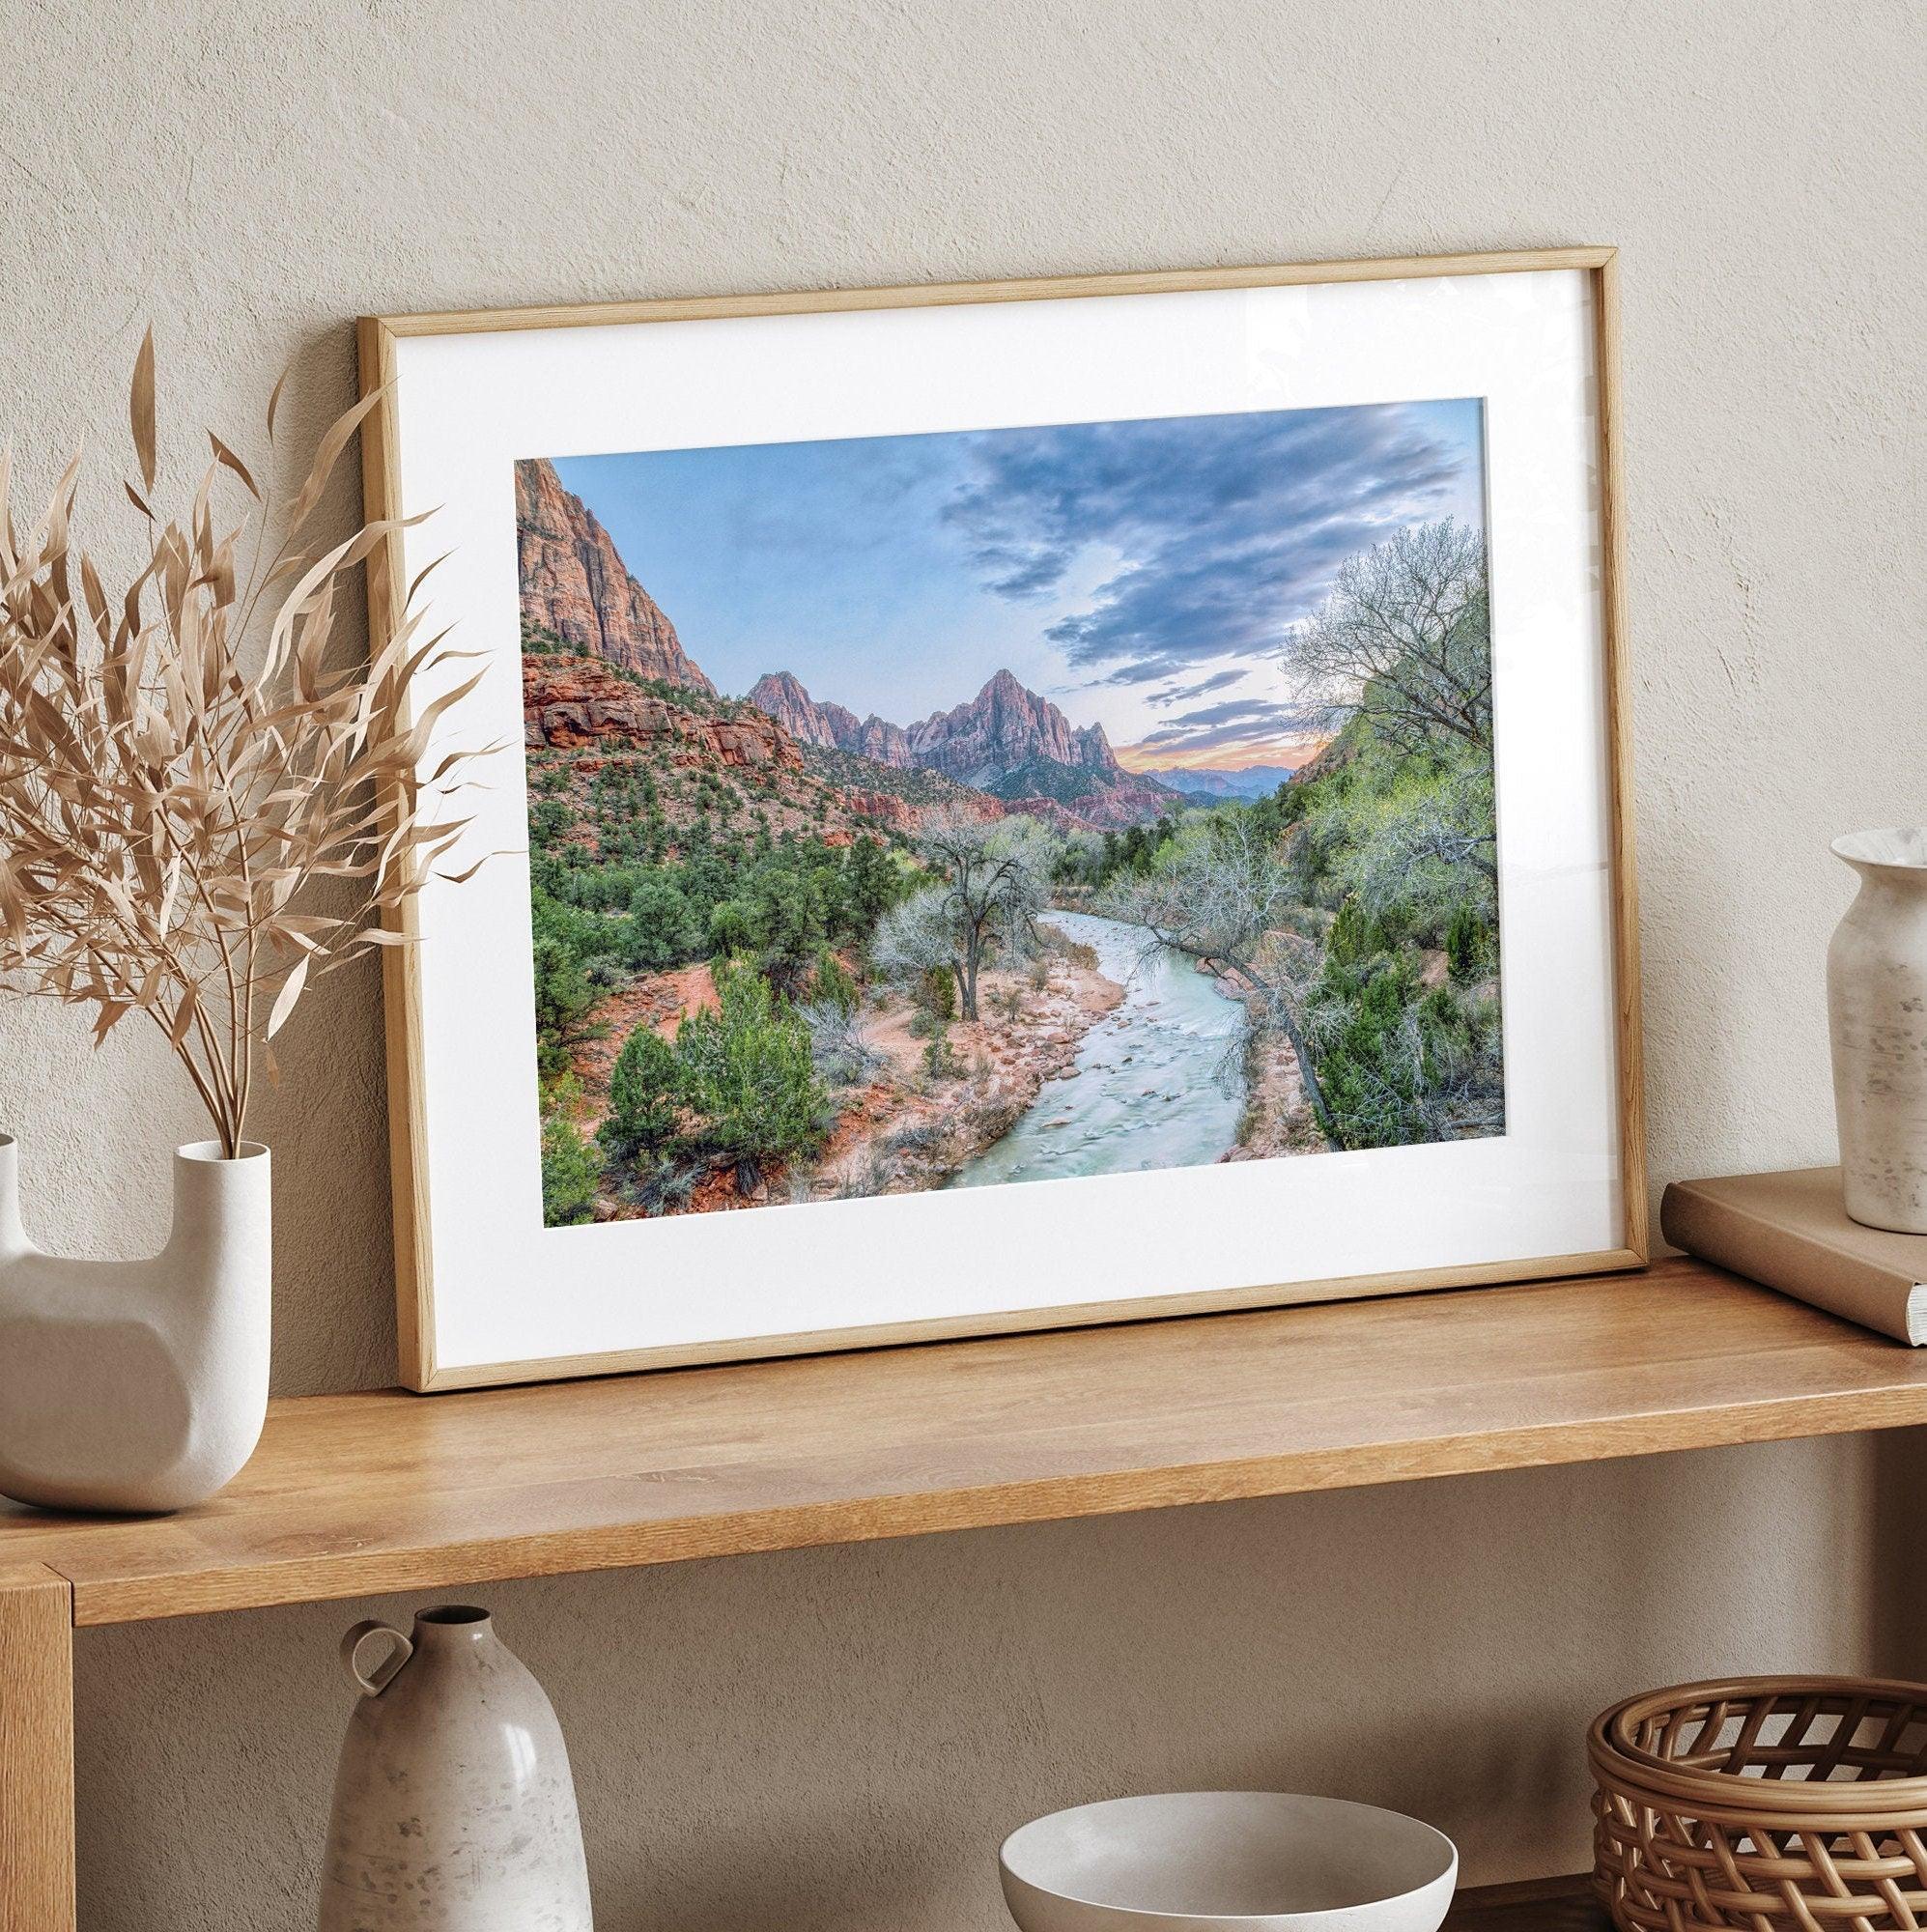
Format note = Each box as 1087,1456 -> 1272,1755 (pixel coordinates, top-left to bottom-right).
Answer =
5,0 -> 1925,1924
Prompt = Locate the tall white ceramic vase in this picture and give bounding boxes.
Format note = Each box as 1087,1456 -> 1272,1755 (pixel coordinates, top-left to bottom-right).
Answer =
319,1605 -> 594,1931
1828,829 -> 1927,1233
0,1133 -> 271,1513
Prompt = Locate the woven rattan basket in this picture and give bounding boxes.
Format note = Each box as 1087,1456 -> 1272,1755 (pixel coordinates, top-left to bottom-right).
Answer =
1591,1677 -> 1927,1932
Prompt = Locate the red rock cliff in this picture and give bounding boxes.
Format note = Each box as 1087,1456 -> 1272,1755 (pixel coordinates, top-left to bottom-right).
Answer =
516,459 -> 715,694
524,656 -> 799,771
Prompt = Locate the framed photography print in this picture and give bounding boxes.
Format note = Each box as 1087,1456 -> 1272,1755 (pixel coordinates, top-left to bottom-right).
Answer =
359,246 -> 1644,1392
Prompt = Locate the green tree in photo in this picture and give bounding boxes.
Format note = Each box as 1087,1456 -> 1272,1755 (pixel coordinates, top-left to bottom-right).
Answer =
624,875 -> 702,970
1324,895 -> 1383,968
915,965 -> 955,1025
674,965 -> 831,1191
531,904 -> 601,1078
540,1102 -> 602,1226
1304,737 -> 1496,945
744,866 -> 826,998
707,895 -> 756,959
529,797 -> 574,850
1308,958 -> 1502,1150
598,1025 -> 684,1165
921,1026 -> 961,1081
810,948 -> 860,1016
1445,901 -> 1490,982
844,836 -> 901,930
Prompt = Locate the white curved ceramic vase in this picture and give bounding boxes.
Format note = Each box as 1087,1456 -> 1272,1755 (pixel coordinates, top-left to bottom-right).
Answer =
1828,830 -> 1927,1233
319,1605 -> 593,1932
0,1134 -> 270,1513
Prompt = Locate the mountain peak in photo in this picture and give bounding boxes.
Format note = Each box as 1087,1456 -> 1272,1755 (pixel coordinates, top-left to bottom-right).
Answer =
515,458 -> 715,693
742,666 -> 1166,822
910,669 -> 1124,786
746,671 -> 913,768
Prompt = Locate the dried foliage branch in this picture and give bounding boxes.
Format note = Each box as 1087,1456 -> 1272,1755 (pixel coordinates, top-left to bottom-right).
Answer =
0,333 -> 487,1156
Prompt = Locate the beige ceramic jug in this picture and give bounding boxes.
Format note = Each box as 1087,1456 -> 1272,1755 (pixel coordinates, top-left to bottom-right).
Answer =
318,1605 -> 593,1930
1828,829 -> 1927,1231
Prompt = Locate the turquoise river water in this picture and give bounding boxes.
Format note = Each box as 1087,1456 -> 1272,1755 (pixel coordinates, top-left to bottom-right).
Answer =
948,909 -> 1247,1191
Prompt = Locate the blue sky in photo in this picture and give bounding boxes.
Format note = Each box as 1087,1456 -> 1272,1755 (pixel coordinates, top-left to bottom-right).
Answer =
552,397 -> 1486,770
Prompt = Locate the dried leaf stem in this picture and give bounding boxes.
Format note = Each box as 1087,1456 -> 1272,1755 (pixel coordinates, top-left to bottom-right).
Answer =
0,333 -> 485,1155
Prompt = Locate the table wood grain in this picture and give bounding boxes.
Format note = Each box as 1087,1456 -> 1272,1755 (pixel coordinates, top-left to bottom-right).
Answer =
0,1565 -> 74,1932
5,1258 -> 1925,1627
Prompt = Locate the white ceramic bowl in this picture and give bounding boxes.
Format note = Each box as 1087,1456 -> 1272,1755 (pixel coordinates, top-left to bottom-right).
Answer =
999,1791 -> 1459,1932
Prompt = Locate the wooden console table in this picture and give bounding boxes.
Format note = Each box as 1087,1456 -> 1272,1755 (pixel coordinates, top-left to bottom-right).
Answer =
7,1255 -> 1927,1928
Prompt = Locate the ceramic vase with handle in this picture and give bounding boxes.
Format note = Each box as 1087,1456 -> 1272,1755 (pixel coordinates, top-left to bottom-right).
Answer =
0,1132 -> 271,1513
318,1605 -> 594,1932
1828,829 -> 1927,1233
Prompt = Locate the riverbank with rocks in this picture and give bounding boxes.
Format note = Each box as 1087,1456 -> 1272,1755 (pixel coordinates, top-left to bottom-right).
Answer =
807,945 -> 1125,1202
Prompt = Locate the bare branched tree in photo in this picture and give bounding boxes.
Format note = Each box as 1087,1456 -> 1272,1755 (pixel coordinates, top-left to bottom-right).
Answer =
1089,512 -> 1508,1157
0,334 -> 487,1155
873,811 -> 1050,1020
1283,519 -> 1491,752
800,997 -> 883,1087
1318,758 -> 1498,927
1258,513 -> 1506,1151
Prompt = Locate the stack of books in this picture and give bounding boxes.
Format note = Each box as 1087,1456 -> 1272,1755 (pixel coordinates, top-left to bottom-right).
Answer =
1661,1167 -> 1927,1345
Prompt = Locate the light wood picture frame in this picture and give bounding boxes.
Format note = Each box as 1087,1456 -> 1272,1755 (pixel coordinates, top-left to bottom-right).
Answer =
360,246 -> 1644,1393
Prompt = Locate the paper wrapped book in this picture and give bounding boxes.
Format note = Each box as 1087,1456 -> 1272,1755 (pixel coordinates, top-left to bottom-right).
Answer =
1660,1166 -> 1927,1345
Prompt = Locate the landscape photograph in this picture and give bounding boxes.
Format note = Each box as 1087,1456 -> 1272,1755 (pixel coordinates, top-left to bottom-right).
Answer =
516,399 -> 1503,1226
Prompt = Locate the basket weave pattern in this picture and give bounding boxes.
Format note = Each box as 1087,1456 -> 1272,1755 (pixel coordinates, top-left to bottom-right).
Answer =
1592,1678 -> 1927,1932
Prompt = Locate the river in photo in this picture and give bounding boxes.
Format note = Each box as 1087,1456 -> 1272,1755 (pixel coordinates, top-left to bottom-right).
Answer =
948,909 -> 1248,1191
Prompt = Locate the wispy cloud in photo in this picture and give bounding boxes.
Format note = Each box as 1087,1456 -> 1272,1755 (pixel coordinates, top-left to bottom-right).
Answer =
1133,695 -> 1326,760
556,396 -> 1484,769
